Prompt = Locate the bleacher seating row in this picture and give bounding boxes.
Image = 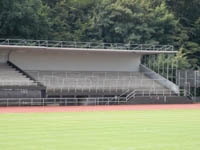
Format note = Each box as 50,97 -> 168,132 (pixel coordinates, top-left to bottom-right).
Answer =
0,63 -> 172,96
27,71 -> 169,93
0,62 -> 172,96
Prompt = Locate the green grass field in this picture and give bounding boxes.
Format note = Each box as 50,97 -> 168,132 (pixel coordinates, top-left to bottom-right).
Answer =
0,110 -> 200,150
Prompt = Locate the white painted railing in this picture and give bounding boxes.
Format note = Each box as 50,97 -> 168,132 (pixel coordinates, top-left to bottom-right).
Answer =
0,97 -> 127,106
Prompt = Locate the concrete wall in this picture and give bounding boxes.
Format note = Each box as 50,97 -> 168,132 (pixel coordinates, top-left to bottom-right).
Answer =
140,64 -> 179,94
9,50 -> 141,72
127,96 -> 192,104
0,49 -> 10,63
0,89 -> 41,98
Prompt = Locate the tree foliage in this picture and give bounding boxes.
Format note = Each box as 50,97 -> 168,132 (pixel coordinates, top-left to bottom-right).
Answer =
0,0 -> 50,39
86,0 -> 178,44
166,0 -> 200,69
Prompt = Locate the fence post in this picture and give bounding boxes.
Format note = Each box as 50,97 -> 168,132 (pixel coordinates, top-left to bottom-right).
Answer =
43,98 -> 45,106
61,41 -> 63,48
31,98 -> 33,106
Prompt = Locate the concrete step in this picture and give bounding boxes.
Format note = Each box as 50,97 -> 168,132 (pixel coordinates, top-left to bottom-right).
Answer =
0,77 -> 28,79
0,63 -> 36,86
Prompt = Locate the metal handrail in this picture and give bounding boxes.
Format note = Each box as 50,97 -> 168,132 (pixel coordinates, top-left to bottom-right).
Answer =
0,39 -> 175,51
179,89 -> 194,100
126,90 -> 136,101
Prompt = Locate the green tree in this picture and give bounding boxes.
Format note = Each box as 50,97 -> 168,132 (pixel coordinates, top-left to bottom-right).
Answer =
166,0 -> 200,68
48,0 -> 97,41
0,0 -> 50,39
87,0 -> 179,44
41,0 -> 60,8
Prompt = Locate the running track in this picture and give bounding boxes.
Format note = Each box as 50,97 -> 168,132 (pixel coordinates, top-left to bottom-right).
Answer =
0,104 -> 200,113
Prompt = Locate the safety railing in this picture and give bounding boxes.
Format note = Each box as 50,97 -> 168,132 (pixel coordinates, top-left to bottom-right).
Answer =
0,89 -> 189,107
179,89 -> 194,100
133,89 -> 176,97
0,97 -> 127,107
126,90 -> 136,101
0,39 -> 175,51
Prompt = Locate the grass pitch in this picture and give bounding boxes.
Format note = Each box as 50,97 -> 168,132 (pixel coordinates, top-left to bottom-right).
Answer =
0,110 -> 200,150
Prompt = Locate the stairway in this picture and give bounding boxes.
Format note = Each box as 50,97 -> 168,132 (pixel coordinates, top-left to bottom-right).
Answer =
0,63 -> 44,98
0,63 -> 36,87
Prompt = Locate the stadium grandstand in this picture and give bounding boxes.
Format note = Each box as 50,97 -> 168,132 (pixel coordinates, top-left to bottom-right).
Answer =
0,39 -> 194,106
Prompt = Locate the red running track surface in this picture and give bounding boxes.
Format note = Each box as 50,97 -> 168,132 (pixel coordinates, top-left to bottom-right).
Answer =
0,104 -> 200,114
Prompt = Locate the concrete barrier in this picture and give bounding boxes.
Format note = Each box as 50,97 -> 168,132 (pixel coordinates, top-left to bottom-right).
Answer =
140,64 -> 179,94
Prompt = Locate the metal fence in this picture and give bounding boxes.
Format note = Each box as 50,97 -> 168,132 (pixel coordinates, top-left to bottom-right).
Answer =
0,89 -> 192,107
0,39 -> 175,51
176,70 -> 200,101
0,97 -> 128,106
177,70 -> 200,88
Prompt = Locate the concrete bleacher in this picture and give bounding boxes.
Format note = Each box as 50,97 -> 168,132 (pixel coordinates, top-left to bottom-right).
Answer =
27,71 -> 171,97
0,63 -> 37,86
0,65 -> 191,105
